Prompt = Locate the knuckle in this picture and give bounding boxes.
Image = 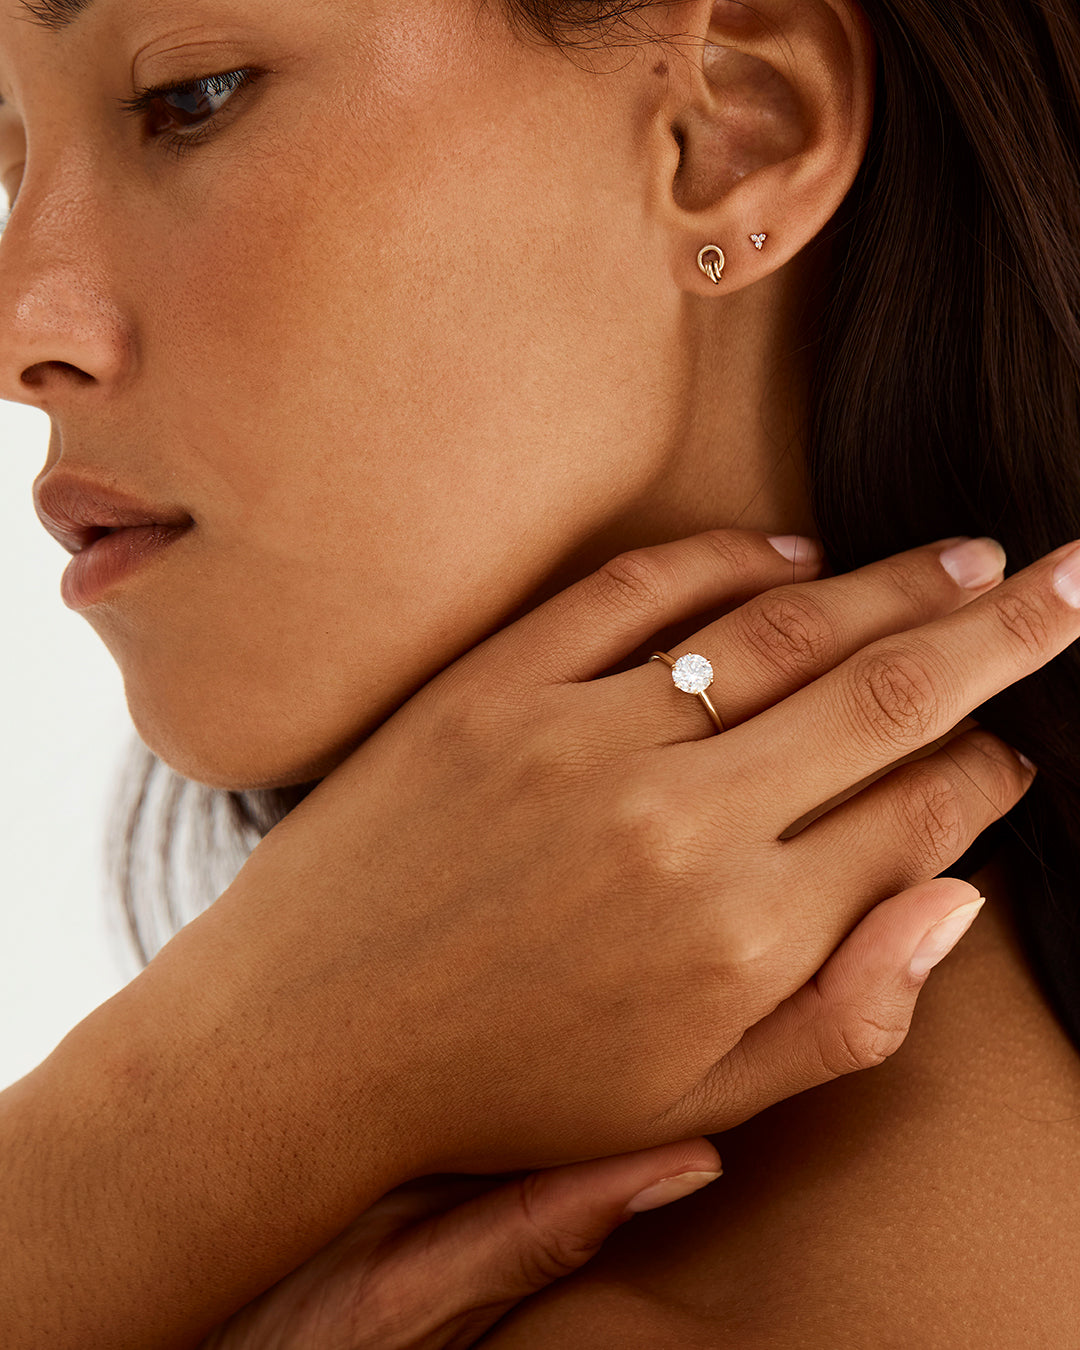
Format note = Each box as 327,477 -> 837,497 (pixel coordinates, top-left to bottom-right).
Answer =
604,780 -> 699,886
521,709 -> 609,786
595,548 -> 671,619
872,554 -> 935,616
696,528 -> 758,576
960,731 -> 1030,810
895,764 -> 968,869
697,852 -> 787,984
846,646 -> 940,748
734,591 -> 835,677
712,908 -> 781,977
817,1004 -> 907,1077
333,1269 -> 411,1349
428,689 -> 504,775
989,589 -> 1051,657
431,662 -> 508,742
513,1175 -> 602,1282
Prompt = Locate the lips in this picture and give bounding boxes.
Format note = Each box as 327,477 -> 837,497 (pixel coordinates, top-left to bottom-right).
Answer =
33,470 -> 194,555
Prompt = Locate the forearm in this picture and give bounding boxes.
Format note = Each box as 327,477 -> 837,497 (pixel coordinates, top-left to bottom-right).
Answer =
0,885 -> 423,1350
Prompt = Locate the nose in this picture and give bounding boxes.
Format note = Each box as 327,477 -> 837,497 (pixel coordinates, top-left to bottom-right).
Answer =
0,164 -> 134,409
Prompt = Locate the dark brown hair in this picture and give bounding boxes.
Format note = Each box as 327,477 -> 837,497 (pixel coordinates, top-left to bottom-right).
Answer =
112,0 -> 1080,1052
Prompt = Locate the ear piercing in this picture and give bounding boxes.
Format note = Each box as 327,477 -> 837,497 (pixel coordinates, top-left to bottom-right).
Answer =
696,244 -> 725,284
697,234 -> 768,285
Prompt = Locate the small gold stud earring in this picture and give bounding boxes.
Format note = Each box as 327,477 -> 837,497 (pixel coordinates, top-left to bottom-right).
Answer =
750,233 -> 767,250
696,244 -> 725,284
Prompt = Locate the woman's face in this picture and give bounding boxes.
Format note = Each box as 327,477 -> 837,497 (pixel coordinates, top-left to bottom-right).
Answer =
0,0 -> 807,788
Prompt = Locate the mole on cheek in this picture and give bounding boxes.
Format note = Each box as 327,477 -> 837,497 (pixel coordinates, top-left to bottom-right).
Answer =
653,60 -> 668,76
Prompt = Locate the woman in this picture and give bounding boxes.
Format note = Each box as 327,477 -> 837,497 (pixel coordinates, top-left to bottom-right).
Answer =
1,0 -> 1078,1343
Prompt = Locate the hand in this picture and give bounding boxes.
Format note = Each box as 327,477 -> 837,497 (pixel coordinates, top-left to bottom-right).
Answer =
75,527 -> 1080,1350
168,527 -> 1074,1187
200,1139 -> 723,1350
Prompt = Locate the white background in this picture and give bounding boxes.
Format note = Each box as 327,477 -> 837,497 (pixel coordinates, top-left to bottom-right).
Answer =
0,401 -> 137,1089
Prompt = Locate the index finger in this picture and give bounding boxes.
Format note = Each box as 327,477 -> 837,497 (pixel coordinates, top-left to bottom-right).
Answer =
471,529 -> 823,685
710,537 -> 1080,834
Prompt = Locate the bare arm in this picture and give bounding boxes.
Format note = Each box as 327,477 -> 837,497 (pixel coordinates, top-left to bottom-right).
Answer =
0,901 -> 421,1350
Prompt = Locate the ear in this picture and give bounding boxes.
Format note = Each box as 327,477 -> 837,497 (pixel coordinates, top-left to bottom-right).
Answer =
641,0 -> 876,294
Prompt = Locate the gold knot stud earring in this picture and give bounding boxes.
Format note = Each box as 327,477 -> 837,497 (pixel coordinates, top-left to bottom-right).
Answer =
696,244 -> 725,285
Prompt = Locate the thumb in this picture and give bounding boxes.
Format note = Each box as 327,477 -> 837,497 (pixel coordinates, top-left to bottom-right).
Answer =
376,1139 -> 722,1345
699,877 -> 987,1132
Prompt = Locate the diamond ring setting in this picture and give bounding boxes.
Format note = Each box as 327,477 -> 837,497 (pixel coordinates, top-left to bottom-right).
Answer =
649,651 -> 725,733
670,653 -> 713,694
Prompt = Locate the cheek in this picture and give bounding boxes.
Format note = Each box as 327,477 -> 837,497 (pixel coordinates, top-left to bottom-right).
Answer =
97,25 -> 678,790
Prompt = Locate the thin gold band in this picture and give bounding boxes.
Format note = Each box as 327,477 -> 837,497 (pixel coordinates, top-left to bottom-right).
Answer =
649,651 -> 726,734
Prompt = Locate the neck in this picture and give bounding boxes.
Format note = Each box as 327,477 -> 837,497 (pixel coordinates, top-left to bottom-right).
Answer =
510,267 -> 817,651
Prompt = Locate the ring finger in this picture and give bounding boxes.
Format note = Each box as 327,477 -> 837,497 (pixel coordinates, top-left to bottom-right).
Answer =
591,536 -> 1007,748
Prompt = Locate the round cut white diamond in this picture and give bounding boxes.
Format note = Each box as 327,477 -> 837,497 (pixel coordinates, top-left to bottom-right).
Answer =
671,653 -> 713,694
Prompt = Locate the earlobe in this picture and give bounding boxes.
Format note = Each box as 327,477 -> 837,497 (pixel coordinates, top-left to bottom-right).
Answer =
652,0 -> 875,295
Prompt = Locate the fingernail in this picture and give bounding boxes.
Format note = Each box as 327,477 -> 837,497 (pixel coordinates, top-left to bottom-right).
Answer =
767,535 -> 823,565
1017,751 -> 1037,772
938,537 -> 1006,589
908,897 -> 985,980
622,1169 -> 722,1216
1052,541 -> 1080,608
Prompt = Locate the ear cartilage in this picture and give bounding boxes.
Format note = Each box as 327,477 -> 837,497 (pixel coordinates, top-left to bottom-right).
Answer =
696,244 -> 726,285
750,233 -> 768,250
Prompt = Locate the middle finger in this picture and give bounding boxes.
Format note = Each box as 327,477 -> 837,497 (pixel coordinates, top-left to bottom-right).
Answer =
719,537 -> 1080,836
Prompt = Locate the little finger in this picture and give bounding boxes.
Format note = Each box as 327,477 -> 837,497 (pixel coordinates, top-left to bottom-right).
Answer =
673,879 -> 986,1136
769,728 -> 1034,975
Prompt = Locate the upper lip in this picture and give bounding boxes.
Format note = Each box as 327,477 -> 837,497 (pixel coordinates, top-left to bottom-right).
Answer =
34,471 -> 194,555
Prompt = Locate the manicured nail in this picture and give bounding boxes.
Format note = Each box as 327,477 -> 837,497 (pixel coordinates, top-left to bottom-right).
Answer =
767,535 -> 823,565
623,1170 -> 722,1216
1052,541 -> 1080,608
938,537 -> 1006,589
1017,751 -> 1037,772
908,897 -> 985,980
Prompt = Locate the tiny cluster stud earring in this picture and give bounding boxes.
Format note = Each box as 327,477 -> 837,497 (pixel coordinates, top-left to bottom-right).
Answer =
750,232 -> 767,250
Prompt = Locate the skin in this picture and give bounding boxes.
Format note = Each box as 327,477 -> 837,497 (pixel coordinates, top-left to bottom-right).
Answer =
0,0 -> 829,792
2,0 -> 1078,1342
476,858 -> 1080,1346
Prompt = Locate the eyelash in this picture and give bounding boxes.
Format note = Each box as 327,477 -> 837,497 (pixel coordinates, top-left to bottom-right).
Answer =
117,67 -> 258,159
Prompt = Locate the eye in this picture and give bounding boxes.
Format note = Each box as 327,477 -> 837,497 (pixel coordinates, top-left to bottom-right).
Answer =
118,68 -> 258,156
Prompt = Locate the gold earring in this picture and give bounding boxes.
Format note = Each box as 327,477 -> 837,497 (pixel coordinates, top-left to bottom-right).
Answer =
696,244 -> 725,285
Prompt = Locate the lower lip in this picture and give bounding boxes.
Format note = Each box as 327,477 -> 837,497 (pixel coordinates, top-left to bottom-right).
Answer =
60,523 -> 192,609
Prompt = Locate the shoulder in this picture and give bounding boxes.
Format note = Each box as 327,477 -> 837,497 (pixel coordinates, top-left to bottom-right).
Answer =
477,861 -> 1080,1348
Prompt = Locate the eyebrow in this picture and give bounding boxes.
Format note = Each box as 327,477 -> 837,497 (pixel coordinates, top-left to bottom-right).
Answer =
17,0 -> 96,33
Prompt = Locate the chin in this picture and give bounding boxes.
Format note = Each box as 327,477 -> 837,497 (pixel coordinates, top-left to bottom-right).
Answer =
121,678 -> 370,793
